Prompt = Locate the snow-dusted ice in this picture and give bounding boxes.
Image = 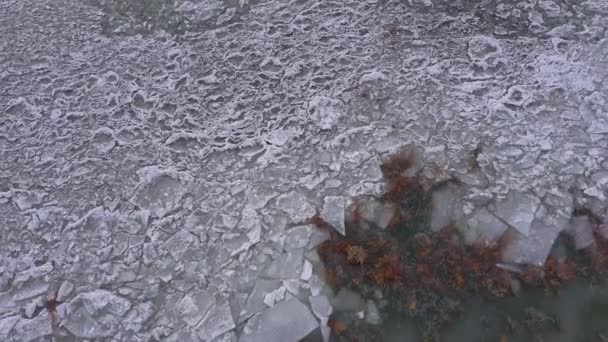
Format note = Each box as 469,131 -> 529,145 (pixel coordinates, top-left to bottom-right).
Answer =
1,0 -> 608,340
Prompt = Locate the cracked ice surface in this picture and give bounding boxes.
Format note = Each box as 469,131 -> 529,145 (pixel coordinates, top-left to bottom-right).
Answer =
1,0 -> 608,340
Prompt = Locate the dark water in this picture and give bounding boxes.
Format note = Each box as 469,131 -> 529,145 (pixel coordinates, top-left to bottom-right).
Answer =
372,278 -> 608,342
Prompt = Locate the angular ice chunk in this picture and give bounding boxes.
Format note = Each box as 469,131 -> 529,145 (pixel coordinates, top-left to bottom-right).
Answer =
133,167 -> 192,218
309,295 -> 332,324
13,314 -> 52,341
276,192 -> 316,223
263,249 -> 304,280
197,302 -> 235,341
283,279 -> 308,300
502,212 -> 569,266
0,292 -> 15,312
492,191 -> 540,236
263,286 -> 286,307
366,300 -> 381,325
308,228 -> 330,250
10,190 -> 46,211
177,291 -> 215,326
56,281 -> 74,302
124,302 -> 154,333
584,185 -> 606,200
321,196 -> 345,235
59,290 -> 131,338
357,198 -> 395,230
565,215 -> 595,250
320,323 -> 331,342
239,279 -> 283,322
0,316 -> 18,340
242,208 -> 262,245
463,207 -> 509,245
282,225 -> 313,250
11,279 -> 49,301
430,183 -> 463,232
300,260 -> 313,281
239,298 -> 318,342
165,229 -> 195,261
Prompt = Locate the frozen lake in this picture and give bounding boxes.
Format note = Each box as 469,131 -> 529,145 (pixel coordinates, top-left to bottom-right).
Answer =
1,0 -> 608,340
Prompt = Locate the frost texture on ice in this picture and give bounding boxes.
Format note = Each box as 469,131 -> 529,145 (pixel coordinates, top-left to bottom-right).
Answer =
2,0 -> 608,338
133,166 -> 193,218
239,298 -> 318,342
307,96 -> 343,130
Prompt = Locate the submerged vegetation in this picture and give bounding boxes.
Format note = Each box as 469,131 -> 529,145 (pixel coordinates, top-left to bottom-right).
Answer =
312,150 -> 608,341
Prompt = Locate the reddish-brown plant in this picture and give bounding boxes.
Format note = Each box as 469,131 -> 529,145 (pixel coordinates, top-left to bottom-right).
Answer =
380,151 -> 414,179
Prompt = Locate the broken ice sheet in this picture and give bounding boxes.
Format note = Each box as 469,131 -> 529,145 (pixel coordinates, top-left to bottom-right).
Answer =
356,197 -> 396,230
241,208 -> 262,245
502,211 -> 569,266
239,298 -> 318,342
0,316 -> 18,340
309,295 -> 332,325
176,290 -> 215,326
263,286 -> 286,307
463,207 -> 509,245
430,182 -> 464,232
197,302 -> 235,341
308,227 -> 330,250
307,95 -> 343,131
224,233 -> 253,257
282,225 -> 313,250
165,229 -> 196,261
246,186 -> 278,210
239,278 -> 283,322
262,249 -> 304,279
11,278 -> 49,301
275,191 -> 316,223
565,215 -> 595,250
58,290 -> 131,339
320,196 -> 346,235
9,189 -> 46,210
13,314 -> 52,342
0,292 -> 16,312
492,191 -> 540,236
133,166 -> 192,218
